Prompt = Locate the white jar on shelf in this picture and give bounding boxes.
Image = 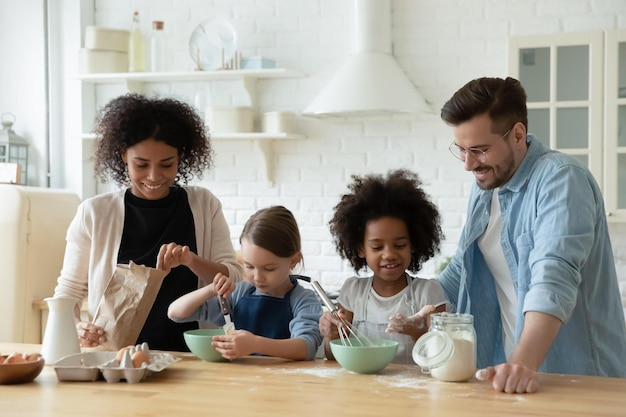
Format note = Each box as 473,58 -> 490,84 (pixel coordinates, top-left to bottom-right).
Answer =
262,111 -> 295,134
205,107 -> 254,133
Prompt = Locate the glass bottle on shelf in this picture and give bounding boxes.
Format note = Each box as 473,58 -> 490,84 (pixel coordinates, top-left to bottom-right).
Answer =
128,11 -> 145,72
150,21 -> 166,72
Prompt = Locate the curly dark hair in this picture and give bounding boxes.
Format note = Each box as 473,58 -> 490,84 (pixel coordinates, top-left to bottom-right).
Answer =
329,169 -> 443,274
93,93 -> 213,185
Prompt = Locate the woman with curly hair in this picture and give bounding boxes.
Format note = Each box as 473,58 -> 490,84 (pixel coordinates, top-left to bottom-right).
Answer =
319,169 -> 449,363
53,93 -> 242,351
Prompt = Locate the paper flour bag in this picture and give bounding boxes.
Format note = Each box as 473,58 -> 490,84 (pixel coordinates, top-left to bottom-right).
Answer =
92,261 -> 167,350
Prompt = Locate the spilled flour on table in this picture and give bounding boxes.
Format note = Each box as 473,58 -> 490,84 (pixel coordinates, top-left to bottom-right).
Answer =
272,365 -> 525,402
271,366 -> 344,378
374,370 -> 525,401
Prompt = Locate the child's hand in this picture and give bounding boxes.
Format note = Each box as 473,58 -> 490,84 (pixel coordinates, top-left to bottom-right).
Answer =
212,330 -> 256,359
319,308 -> 350,339
386,312 -> 419,334
213,273 -> 236,298
319,311 -> 340,339
386,304 -> 442,340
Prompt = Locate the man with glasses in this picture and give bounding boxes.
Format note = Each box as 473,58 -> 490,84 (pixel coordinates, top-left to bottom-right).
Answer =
438,76 -> 626,394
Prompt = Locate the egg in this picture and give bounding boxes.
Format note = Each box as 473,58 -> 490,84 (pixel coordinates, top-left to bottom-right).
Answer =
115,345 -> 136,363
131,350 -> 150,368
115,348 -> 127,363
22,352 -> 42,362
4,352 -> 26,364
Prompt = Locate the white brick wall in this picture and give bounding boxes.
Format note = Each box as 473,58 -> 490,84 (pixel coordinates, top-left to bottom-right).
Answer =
90,0 -> 626,306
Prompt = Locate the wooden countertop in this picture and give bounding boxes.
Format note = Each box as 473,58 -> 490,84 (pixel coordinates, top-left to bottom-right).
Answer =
1,343 -> 625,417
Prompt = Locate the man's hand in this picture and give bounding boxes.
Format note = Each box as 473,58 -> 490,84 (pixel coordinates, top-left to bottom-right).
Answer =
475,363 -> 539,393
475,311 -> 560,394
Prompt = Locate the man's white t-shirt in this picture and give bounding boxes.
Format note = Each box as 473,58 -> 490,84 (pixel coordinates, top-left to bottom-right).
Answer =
477,189 -> 517,359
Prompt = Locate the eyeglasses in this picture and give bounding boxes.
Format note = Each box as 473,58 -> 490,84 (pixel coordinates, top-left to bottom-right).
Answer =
448,127 -> 513,163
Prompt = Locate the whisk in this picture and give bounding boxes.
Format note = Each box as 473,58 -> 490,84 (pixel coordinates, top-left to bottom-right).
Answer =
311,280 -> 373,347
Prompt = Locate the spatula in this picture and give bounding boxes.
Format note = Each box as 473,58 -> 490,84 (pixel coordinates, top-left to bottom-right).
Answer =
218,295 -> 235,334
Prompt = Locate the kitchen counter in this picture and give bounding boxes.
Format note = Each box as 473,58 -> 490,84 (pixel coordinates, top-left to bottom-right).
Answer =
1,342 -> 625,416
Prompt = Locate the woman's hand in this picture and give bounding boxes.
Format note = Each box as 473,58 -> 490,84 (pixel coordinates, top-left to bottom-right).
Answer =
76,321 -> 106,347
156,243 -> 195,272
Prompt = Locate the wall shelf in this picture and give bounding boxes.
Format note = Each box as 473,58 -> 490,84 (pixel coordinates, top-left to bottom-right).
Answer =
76,69 -> 305,191
75,68 -> 303,83
212,133 -> 305,186
75,69 -> 303,97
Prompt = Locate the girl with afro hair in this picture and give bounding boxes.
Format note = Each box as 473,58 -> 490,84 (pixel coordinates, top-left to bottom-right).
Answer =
319,169 -> 449,363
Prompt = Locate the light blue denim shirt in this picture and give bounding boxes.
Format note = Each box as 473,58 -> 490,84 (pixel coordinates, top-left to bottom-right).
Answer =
438,134 -> 626,377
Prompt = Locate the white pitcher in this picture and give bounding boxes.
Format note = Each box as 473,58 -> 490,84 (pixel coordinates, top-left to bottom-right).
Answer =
41,297 -> 81,364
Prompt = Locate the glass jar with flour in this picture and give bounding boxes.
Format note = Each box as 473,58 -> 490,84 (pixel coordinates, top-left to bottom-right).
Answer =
412,313 -> 476,382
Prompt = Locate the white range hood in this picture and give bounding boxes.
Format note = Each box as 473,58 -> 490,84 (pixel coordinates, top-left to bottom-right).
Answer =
303,0 -> 432,118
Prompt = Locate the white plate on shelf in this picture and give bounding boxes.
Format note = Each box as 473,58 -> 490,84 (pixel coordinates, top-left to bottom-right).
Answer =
189,18 -> 237,71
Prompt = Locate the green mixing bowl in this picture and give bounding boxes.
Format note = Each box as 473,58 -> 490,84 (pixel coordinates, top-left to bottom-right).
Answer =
330,338 -> 399,374
183,329 -> 227,362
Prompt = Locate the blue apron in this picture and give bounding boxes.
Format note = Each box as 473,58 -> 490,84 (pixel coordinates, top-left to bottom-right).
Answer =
232,278 -> 298,340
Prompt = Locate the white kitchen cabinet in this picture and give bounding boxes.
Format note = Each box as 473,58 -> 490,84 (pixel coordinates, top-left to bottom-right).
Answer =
603,30 -> 626,220
509,30 -> 626,221
76,69 -> 305,194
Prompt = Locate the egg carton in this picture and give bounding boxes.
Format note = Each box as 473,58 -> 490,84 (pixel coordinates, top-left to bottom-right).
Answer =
53,350 -> 180,383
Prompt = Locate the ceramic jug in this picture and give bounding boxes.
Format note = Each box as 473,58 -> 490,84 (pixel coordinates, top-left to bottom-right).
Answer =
41,297 -> 81,364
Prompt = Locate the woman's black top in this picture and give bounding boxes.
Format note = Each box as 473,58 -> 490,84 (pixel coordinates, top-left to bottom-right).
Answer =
117,187 -> 199,351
